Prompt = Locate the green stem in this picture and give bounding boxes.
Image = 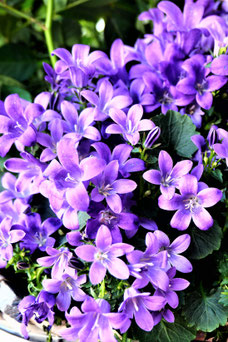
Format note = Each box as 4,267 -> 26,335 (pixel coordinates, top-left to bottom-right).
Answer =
58,0 -> 91,13
44,0 -> 57,68
0,2 -> 46,30
100,278 -> 106,298
122,332 -> 128,342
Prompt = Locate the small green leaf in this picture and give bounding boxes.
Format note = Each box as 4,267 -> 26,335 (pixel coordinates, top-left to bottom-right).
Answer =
187,222 -> 223,260
0,74 -> 23,87
182,288 -> 228,332
153,111 -> 198,158
78,211 -> 90,230
211,169 -> 223,183
132,316 -> 196,342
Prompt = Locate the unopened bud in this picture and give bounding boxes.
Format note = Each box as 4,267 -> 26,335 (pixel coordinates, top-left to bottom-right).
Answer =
17,262 -> 29,270
143,126 -> 161,148
208,125 -> 218,147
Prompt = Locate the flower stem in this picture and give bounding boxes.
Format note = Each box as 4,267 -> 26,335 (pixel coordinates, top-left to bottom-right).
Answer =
0,2 -> 46,30
99,278 -> 106,298
44,0 -> 57,68
122,332 -> 128,342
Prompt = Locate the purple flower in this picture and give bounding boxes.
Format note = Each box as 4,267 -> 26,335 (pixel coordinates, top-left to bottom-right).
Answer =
106,104 -> 154,145
60,296 -> 128,342
154,230 -> 192,273
158,174 -> 222,230
91,160 -> 137,213
177,54 -> 227,110
18,291 -> 55,339
127,232 -> 169,291
19,213 -> 62,253
143,150 -> 193,199
42,269 -> 86,311
43,137 -> 105,212
154,267 -> 190,309
60,100 -> 101,141
92,142 -> 145,178
81,79 -> 132,121
118,287 -> 165,331
4,152 -> 47,195
75,225 -> 134,285
0,94 -> 43,156
0,217 -> 25,267
213,128 -> 228,166
0,172 -> 32,204
37,246 -> 73,278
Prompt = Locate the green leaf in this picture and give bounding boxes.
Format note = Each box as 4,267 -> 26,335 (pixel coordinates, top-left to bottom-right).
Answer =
0,74 -> 23,87
132,316 -> 196,342
187,222 -> 223,260
182,288 -> 228,332
153,111 -> 198,158
0,44 -> 36,81
219,280 -> 228,307
78,211 -> 90,230
211,169 -> 223,183
2,85 -> 32,101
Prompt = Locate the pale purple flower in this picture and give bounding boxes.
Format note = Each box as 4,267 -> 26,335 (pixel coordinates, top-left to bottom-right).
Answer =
154,267 -> 190,309
75,225 -> 134,285
42,269 -> 86,311
37,246 -> 73,278
143,150 -> 193,199
106,104 -> 154,145
60,296 -> 129,342
158,174 -> 223,230
81,79 -> 132,121
60,100 -> 101,141
0,172 -> 32,204
118,287 -> 165,331
0,94 -> 43,156
127,232 -> 169,291
0,217 -> 25,267
154,231 -> 193,273
4,152 -> 47,195
92,141 -> 145,178
213,128 -> 228,166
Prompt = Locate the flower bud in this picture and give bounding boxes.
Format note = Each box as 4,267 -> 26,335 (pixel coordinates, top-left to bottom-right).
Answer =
143,126 -> 161,148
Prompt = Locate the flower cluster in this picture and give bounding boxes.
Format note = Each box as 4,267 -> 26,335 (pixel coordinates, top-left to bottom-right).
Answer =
0,0 -> 227,341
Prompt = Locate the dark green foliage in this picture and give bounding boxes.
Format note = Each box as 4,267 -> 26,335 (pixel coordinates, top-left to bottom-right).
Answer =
153,111 -> 199,158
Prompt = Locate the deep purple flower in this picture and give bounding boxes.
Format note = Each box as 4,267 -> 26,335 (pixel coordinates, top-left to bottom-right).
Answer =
19,213 -> 62,253
91,160 -> 137,213
143,150 -> 193,199
106,104 -> 154,145
158,174 -> 222,230
75,225 -> 134,285
118,286 -> 165,331
177,54 -> 227,110
18,291 -> 55,339
42,269 -> 86,311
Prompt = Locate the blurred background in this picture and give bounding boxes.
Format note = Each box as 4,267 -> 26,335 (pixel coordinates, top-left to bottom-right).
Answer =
0,0 -> 161,100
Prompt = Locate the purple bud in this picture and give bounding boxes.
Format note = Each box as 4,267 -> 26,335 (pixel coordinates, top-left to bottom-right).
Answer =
17,262 -> 30,270
207,125 -> 218,147
143,126 -> 161,148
